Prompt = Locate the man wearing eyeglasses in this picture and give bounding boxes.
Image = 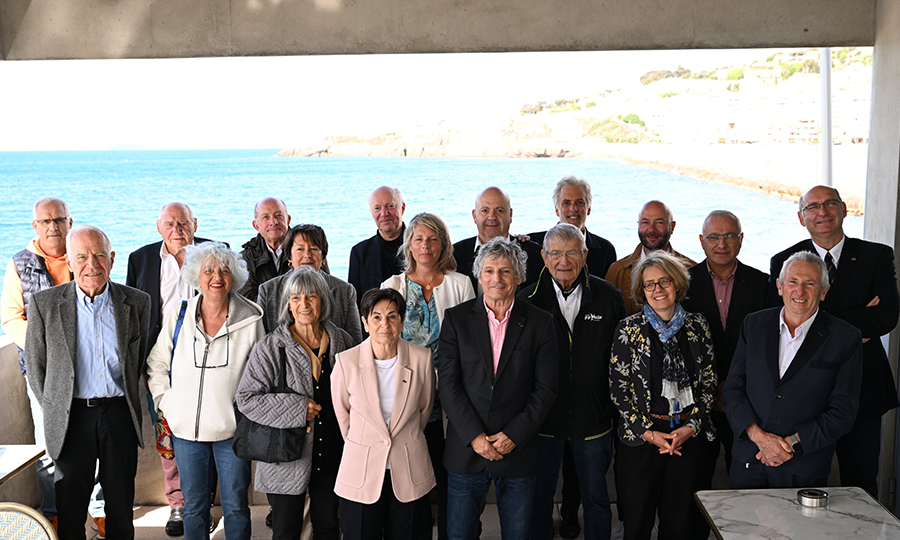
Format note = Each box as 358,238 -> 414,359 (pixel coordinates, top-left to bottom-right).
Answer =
520,223 -> 625,540
126,201 -> 222,536
681,210 -> 767,537
237,197 -> 292,302
1,196 -> 74,530
605,200 -> 695,315
768,185 -> 900,497
348,186 -> 407,305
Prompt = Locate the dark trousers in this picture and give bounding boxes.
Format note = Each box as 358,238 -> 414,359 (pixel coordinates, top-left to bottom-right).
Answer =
269,493 -> 306,540
729,459 -> 827,489
836,415 -> 883,496
692,410 -> 732,539
308,472 -> 340,540
339,475 -> 431,540
560,442 -> 581,513
614,421 -> 706,540
55,398 -> 137,540
424,420 -> 448,540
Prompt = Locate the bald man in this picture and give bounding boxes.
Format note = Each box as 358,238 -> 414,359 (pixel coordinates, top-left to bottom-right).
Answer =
452,187 -> 543,294
605,200 -> 696,315
238,197 -> 292,301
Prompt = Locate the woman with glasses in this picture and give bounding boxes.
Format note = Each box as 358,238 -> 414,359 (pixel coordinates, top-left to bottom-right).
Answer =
258,224 -> 362,344
147,241 -> 264,540
380,212 -> 474,540
609,251 -> 717,540
237,267 -> 354,540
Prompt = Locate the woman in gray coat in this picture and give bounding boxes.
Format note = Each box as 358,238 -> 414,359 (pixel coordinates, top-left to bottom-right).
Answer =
236,267 -> 353,540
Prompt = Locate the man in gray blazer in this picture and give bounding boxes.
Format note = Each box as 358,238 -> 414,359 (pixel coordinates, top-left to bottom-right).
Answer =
26,225 -> 150,540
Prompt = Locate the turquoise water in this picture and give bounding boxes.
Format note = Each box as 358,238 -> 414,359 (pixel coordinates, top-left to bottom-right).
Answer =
0,148 -> 862,320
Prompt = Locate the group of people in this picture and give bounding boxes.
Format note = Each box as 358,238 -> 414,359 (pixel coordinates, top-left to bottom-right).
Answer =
1,176 -> 897,540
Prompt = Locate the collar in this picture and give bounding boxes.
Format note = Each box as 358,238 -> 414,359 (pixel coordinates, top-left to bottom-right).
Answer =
551,276 -> 581,300
475,235 -> 511,252
160,240 -> 196,258
75,281 -> 110,306
484,297 -> 514,324
778,307 -> 819,339
811,235 -> 846,267
706,259 -> 738,282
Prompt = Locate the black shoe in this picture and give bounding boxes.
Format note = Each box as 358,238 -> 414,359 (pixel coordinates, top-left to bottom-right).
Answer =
165,507 -> 184,537
559,510 -> 580,539
265,507 -> 273,528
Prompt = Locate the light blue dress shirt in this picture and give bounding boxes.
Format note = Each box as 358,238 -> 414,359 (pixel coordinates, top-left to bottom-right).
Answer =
74,284 -> 124,399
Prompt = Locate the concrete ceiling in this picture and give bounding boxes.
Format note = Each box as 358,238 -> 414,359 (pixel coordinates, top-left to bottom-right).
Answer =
0,0 -> 876,61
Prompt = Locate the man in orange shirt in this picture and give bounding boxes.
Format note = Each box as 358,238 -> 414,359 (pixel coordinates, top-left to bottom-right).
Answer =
1,196 -> 73,529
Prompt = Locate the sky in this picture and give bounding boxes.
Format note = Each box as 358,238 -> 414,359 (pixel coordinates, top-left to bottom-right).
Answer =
0,48 -> 790,151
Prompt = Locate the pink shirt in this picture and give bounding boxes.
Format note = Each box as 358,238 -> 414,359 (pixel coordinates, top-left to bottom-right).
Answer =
486,299 -> 514,377
707,261 -> 737,329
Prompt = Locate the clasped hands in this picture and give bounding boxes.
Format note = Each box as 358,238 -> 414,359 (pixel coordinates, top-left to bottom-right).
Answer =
642,426 -> 694,456
747,423 -> 796,467
471,432 -> 517,461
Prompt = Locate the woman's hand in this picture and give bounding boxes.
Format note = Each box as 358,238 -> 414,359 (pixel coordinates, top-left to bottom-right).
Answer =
662,426 -> 695,456
306,398 -> 322,422
642,430 -> 674,454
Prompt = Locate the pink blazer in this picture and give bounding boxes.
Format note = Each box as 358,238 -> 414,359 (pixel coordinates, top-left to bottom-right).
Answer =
331,338 -> 436,504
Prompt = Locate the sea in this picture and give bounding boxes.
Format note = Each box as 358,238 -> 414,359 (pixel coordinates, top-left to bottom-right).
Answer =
0,148 -> 863,337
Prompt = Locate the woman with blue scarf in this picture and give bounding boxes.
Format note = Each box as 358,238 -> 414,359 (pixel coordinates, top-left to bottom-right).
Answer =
609,251 -> 717,540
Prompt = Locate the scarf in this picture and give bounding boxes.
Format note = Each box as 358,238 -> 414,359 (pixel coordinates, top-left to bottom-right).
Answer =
643,303 -> 694,424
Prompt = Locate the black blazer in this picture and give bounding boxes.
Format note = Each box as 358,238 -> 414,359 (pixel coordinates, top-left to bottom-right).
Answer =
768,238 -> 900,420
347,229 -> 405,306
452,236 -> 544,293
682,259 -> 769,380
528,227 -> 618,279
438,298 -> 558,477
724,308 -> 863,479
125,237 -> 217,356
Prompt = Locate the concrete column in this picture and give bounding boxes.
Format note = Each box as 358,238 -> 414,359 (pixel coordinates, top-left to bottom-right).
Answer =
866,0 -> 900,509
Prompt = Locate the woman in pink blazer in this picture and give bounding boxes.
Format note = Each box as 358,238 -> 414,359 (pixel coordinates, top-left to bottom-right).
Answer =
331,288 -> 436,540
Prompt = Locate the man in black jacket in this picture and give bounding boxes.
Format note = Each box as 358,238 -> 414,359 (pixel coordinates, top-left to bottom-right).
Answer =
520,224 -> 626,540
237,197 -> 291,301
348,186 -> 406,305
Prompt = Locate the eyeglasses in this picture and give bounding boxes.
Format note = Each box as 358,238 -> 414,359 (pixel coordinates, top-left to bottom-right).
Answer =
546,250 -> 584,260
703,233 -> 741,243
35,217 -> 69,227
193,331 -> 230,369
643,278 -> 673,292
801,199 -> 842,214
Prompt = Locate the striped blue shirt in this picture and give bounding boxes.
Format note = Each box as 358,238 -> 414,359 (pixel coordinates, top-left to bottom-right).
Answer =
74,284 -> 124,399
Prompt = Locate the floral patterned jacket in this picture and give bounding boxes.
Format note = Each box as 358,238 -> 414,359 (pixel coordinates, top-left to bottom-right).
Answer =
609,310 -> 718,447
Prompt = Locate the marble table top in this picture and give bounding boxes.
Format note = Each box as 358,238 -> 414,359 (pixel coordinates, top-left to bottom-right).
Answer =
695,487 -> 900,539
0,445 -> 44,486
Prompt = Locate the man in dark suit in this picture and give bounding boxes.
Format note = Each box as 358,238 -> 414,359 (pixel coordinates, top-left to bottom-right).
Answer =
439,237 -> 558,540
682,210 -> 768,475
348,186 -> 406,305
528,176 -> 617,279
768,185 -> 900,496
725,252 -> 863,488
125,201 -> 218,536
452,186 -> 543,294
26,225 -> 150,540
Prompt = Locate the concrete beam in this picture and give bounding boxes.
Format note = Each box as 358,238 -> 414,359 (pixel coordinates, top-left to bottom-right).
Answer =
1,0 -> 876,61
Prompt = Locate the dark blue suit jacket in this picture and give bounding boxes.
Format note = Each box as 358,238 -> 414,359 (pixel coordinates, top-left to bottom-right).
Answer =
768,237 -> 900,420
125,237 -> 218,356
724,308 -> 863,479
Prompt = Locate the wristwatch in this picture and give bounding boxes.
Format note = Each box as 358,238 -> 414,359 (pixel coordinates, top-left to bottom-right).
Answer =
788,434 -> 804,456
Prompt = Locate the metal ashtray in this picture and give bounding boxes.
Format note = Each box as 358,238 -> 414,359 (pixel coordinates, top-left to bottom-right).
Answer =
798,489 -> 829,508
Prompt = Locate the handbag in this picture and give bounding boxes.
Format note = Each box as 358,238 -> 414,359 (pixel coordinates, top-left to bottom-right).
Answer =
233,346 -> 309,463
155,300 -> 188,460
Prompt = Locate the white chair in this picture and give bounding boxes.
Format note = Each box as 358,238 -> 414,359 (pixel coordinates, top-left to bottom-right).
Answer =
0,502 -> 58,540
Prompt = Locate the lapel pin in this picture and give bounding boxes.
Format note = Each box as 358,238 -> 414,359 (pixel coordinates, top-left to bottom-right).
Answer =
519,322 -> 525,327
403,379 -> 407,384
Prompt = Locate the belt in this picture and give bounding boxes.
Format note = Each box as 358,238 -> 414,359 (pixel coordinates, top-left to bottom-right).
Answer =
650,412 -> 690,422
73,397 -> 126,408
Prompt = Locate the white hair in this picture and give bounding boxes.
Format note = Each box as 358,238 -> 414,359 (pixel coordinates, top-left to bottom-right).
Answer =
33,197 -> 70,220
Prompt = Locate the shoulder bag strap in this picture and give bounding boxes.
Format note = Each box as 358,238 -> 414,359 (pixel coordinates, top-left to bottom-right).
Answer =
168,300 -> 189,385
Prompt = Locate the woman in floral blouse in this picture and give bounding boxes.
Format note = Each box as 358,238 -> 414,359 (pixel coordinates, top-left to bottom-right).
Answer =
381,212 -> 474,540
609,251 -> 717,540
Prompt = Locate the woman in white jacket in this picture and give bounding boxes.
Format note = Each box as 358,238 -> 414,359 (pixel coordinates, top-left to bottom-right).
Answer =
381,212 -> 474,540
148,242 -> 264,540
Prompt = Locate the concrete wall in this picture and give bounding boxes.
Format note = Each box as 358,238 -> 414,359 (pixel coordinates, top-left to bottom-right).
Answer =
0,0 -> 877,61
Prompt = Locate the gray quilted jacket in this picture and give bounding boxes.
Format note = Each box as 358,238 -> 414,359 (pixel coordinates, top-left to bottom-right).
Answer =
235,320 -> 352,495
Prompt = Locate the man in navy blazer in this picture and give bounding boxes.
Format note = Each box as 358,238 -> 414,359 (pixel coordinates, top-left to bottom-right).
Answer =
439,237 -> 558,540
725,252 -> 863,488
768,185 -> 899,496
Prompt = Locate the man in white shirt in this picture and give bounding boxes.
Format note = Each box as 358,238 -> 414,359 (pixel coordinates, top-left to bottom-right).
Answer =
724,251 -> 863,489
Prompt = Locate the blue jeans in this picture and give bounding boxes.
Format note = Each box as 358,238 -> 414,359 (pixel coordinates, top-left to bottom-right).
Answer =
531,435 -> 613,540
173,436 -> 251,540
447,469 -> 535,540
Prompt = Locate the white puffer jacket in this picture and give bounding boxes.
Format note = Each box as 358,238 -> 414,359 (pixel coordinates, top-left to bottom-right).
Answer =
147,293 -> 264,442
